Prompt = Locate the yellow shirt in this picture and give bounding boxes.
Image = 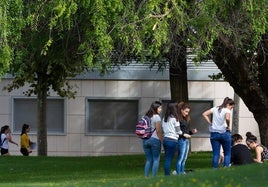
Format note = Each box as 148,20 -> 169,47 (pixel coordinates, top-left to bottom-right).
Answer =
20,133 -> 30,149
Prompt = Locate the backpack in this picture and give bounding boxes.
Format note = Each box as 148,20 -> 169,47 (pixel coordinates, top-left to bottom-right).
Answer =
135,115 -> 155,139
0,133 -> 6,148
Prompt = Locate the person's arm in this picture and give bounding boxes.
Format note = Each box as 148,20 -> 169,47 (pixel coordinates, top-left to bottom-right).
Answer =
177,125 -> 191,138
155,121 -> 163,141
175,126 -> 182,136
175,126 -> 191,138
183,133 -> 191,138
6,133 -> 18,146
202,109 -> 212,125
225,113 -> 231,130
189,128 -> 198,135
254,146 -> 263,163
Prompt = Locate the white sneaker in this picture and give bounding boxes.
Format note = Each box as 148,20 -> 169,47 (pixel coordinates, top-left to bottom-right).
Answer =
172,170 -> 177,175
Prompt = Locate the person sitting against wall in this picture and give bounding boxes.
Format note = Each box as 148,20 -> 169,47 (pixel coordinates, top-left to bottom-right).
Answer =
246,132 -> 268,163
231,133 -> 254,165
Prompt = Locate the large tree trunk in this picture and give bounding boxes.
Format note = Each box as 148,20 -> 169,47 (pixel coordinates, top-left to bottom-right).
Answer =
212,34 -> 268,146
168,31 -> 188,102
255,114 -> 268,147
37,83 -> 48,156
169,63 -> 188,102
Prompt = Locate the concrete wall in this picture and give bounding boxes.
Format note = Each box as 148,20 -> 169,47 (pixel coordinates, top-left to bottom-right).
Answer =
0,79 -> 259,156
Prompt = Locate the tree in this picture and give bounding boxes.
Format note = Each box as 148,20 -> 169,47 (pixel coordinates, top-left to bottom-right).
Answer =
4,0 -> 191,155
4,0 -> 130,155
115,1 -> 191,102
190,0 -> 268,146
0,0 -> 23,76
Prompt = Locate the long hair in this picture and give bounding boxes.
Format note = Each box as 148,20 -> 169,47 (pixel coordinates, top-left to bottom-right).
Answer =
178,101 -> 190,123
218,97 -> 235,112
245,131 -> 257,143
0,125 -> 9,134
163,101 -> 179,122
145,101 -> 162,118
21,123 -> 30,136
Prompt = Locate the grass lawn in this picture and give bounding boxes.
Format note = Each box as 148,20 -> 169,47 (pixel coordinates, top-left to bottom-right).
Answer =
0,152 -> 267,187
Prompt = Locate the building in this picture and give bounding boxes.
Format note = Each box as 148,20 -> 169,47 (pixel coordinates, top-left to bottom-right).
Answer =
0,60 -> 259,156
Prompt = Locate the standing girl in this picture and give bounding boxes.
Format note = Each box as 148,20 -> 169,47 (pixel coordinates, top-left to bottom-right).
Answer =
20,123 -> 33,156
142,101 -> 162,177
202,97 -> 234,168
0,125 -> 18,156
162,101 -> 181,175
177,102 -> 197,174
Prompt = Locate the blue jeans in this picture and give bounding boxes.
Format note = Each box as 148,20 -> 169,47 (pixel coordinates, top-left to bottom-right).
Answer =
163,137 -> 178,175
177,138 -> 189,174
143,137 -> 161,177
210,131 -> 231,168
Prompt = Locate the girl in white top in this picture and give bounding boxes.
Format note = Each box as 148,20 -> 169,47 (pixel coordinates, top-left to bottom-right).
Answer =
0,125 -> 18,156
150,114 -> 162,140
162,101 -> 182,175
162,116 -> 181,140
208,106 -> 231,133
202,97 -> 235,168
142,101 -> 162,177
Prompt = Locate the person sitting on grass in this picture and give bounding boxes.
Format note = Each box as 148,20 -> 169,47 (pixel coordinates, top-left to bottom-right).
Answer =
246,132 -> 268,163
231,133 -> 254,165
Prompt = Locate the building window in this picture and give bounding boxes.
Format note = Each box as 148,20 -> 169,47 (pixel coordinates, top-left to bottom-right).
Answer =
86,99 -> 139,135
161,100 -> 213,137
188,100 -> 213,136
12,97 -> 65,134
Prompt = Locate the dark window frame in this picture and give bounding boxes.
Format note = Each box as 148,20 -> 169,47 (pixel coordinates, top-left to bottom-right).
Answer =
85,98 -> 139,136
12,97 -> 66,135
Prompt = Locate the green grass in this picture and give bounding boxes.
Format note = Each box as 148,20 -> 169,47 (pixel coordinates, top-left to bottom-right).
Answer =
0,152 -> 267,186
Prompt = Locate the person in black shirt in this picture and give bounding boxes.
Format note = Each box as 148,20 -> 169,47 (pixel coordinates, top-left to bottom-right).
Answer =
231,134 -> 254,165
176,102 -> 197,174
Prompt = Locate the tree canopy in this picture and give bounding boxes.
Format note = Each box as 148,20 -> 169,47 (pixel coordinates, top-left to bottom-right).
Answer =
2,0 -> 268,154
0,0 -> 23,76
189,0 -> 268,145
1,0 -> 139,155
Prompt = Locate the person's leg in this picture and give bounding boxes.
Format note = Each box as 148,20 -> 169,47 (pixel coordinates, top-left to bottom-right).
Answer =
20,148 -> 29,156
151,138 -> 161,177
180,139 -> 189,174
176,138 -> 184,174
210,132 -> 221,168
221,131 -> 232,167
143,139 -> 152,177
1,148 -> 9,156
163,138 -> 177,175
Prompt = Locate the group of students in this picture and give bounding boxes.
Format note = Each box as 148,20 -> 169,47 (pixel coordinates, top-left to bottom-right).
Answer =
202,97 -> 268,168
0,123 -> 34,156
142,97 -> 268,177
142,100 -> 197,177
